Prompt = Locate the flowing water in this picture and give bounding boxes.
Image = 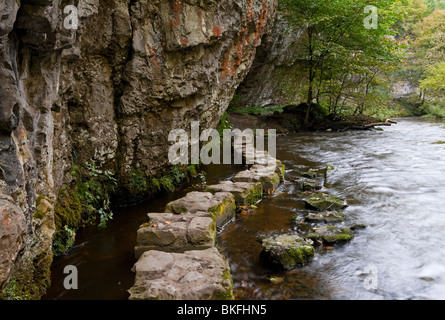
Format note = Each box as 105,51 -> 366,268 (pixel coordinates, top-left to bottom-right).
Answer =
43,118 -> 445,300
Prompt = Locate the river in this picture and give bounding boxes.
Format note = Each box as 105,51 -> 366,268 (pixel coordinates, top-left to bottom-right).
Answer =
43,117 -> 445,300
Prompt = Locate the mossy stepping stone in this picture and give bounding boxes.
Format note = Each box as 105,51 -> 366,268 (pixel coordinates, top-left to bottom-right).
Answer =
165,192 -> 236,230
260,234 -> 315,270
233,165 -> 280,192
306,225 -> 354,245
205,181 -> 263,207
305,193 -> 347,211
304,210 -> 345,223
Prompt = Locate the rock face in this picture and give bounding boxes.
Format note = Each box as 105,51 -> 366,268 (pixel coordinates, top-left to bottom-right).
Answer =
0,0 -> 278,297
232,13 -> 305,108
0,195 -> 26,286
129,248 -> 234,300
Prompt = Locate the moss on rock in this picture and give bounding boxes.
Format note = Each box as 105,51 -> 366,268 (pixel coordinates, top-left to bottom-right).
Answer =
305,192 -> 347,211
260,234 -> 315,270
306,225 -> 354,245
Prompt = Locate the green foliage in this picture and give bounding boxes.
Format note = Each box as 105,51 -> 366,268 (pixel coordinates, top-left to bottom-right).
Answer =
53,161 -> 118,255
216,112 -> 233,137
279,0 -> 406,121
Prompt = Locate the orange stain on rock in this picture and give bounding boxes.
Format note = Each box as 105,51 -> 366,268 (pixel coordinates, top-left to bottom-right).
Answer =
170,0 -> 183,28
213,25 -> 222,37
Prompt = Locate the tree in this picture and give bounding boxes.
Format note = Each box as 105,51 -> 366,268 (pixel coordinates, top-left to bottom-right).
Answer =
279,0 -> 405,123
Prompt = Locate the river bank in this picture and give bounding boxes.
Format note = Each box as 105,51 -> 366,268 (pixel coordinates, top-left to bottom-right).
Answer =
228,106 -> 399,136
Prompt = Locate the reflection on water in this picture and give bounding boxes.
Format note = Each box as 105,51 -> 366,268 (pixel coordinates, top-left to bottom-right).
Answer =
44,118 -> 445,300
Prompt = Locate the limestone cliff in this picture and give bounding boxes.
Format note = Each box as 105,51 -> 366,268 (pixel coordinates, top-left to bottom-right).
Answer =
0,0 -> 277,298
234,13 -> 304,108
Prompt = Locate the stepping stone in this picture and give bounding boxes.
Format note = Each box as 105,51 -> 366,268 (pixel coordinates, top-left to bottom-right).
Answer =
306,225 -> 354,245
253,156 -> 285,182
205,181 -> 263,206
259,234 -> 315,270
304,192 -> 347,211
128,248 -> 234,300
294,177 -> 322,191
165,192 -> 236,229
233,165 -> 280,192
304,210 -> 345,223
134,213 -> 216,258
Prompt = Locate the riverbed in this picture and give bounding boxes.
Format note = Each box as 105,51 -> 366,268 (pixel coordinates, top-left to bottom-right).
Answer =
43,117 -> 445,300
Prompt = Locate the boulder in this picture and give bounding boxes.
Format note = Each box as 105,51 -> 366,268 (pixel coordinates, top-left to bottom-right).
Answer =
259,234 -> 315,270
165,192 -> 236,229
128,248 -> 234,300
306,225 -> 354,245
205,181 -> 263,207
135,213 -> 216,258
305,193 -> 347,211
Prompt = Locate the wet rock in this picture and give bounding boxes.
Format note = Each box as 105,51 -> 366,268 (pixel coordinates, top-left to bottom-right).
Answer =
304,211 -> 345,223
294,177 -> 322,191
306,225 -> 354,245
135,213 -> 216,259
305,193 -> 347,211
351,224 -> 367,230
129,248 -> 234,300
259,234 -> 315,270
233,165 -> 281,192
300,172 -> 318,179
165,192 -> 236,229
205,181 -> 263,207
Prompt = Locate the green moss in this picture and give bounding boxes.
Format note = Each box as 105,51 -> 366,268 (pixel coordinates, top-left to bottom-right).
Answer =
33,194 -> 48,220
52,226 -> 75,256
0,277 -> 32,300
1,249 -> 53,300
306,225 -> 354,245
245,184 -> 263,205
305,193 -> 346,211
54,188 -> 83,231
212,269 -> 234,300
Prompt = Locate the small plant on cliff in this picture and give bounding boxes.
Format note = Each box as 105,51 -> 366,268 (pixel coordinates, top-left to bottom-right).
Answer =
55,162 -> 117,237
76,162 -> 117,230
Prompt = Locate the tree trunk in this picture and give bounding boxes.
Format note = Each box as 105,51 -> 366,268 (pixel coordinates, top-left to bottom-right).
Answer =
304,27 -> 314,127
